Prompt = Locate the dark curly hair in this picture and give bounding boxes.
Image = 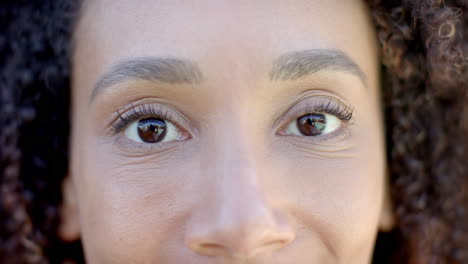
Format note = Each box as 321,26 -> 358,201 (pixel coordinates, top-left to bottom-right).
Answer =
0,0 -> 467,263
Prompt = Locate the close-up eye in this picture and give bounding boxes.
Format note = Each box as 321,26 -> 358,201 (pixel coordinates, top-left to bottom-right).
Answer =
124,117 -> 183,143
285,112 -> 342,136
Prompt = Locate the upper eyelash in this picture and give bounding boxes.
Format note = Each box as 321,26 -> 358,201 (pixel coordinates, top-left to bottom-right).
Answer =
111,98 -> 353,135
111,104 -> 174,134
303,98 -> 354,121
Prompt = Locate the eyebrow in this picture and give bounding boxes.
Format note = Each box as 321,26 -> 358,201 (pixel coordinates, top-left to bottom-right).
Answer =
90,49 -> 366,102
90,57 -> 203,101
269,49 -> 367,85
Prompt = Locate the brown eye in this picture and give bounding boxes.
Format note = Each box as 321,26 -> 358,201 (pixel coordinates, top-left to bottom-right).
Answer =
296,114 -> 326,136
124,113 -> 185,144
285,112 -> 340,137
137,118 -> 167,143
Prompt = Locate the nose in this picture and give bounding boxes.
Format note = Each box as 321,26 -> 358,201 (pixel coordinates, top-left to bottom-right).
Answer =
185,166 -> 296,259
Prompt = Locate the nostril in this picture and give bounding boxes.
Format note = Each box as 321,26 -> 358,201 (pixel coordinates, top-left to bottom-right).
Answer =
189,242 -> 226,256
200,243 -> 222,248
200,243 -> 224,251
186,219 -> 296,258
263,239 -> 287,247
188,237 -> 292,258
254,238 -> 292,255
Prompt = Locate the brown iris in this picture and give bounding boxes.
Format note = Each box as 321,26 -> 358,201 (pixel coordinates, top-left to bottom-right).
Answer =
297,113 -> 326,136
137,118 -> 167,143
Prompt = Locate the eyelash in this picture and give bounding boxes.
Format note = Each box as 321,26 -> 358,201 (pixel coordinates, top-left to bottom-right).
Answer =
110,98 -> 354,137
112,104 -> 176,134
296,97 -> 354,121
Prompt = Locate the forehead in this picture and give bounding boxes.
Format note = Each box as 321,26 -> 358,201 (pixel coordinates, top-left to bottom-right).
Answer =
74,0 -> 378,97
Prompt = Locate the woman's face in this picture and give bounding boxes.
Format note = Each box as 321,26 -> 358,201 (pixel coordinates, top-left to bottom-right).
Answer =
63,0 -> 394,263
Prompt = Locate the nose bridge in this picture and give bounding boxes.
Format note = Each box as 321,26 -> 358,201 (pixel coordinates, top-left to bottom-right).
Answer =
208,108 -> 268,220
206,108 -> 274,235
185,111 -> 295,259
207,103 -> 263,184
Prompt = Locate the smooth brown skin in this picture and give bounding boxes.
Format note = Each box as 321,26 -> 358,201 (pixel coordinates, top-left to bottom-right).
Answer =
61,0 -> 395,263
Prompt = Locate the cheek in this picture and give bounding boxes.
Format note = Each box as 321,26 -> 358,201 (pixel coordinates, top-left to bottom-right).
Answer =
279,138 -> 385,258
73,140 -> 200,262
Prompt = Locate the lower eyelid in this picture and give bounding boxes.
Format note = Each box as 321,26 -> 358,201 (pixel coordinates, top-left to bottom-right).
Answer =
278,116 -> 355,145
283,125 -> 353,145
112,132 -> 183,156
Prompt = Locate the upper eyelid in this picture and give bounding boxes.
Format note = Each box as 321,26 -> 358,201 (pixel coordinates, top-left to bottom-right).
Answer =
110,103 -> 180,134
273,96 -> 354,130
119,104 -> 172,123
303,100 -> 354,120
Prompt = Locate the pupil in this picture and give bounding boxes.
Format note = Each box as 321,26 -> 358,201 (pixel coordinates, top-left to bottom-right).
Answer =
137,118 -> 167,143
297,113 -> 326,136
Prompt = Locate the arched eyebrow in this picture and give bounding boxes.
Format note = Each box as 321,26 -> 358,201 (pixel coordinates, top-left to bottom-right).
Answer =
269,49 -> 367,85
89,49 -> 366,103
90,57 -> 203,102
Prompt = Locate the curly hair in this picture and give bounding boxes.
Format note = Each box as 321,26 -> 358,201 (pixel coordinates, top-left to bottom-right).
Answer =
0,0 -> 467,263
